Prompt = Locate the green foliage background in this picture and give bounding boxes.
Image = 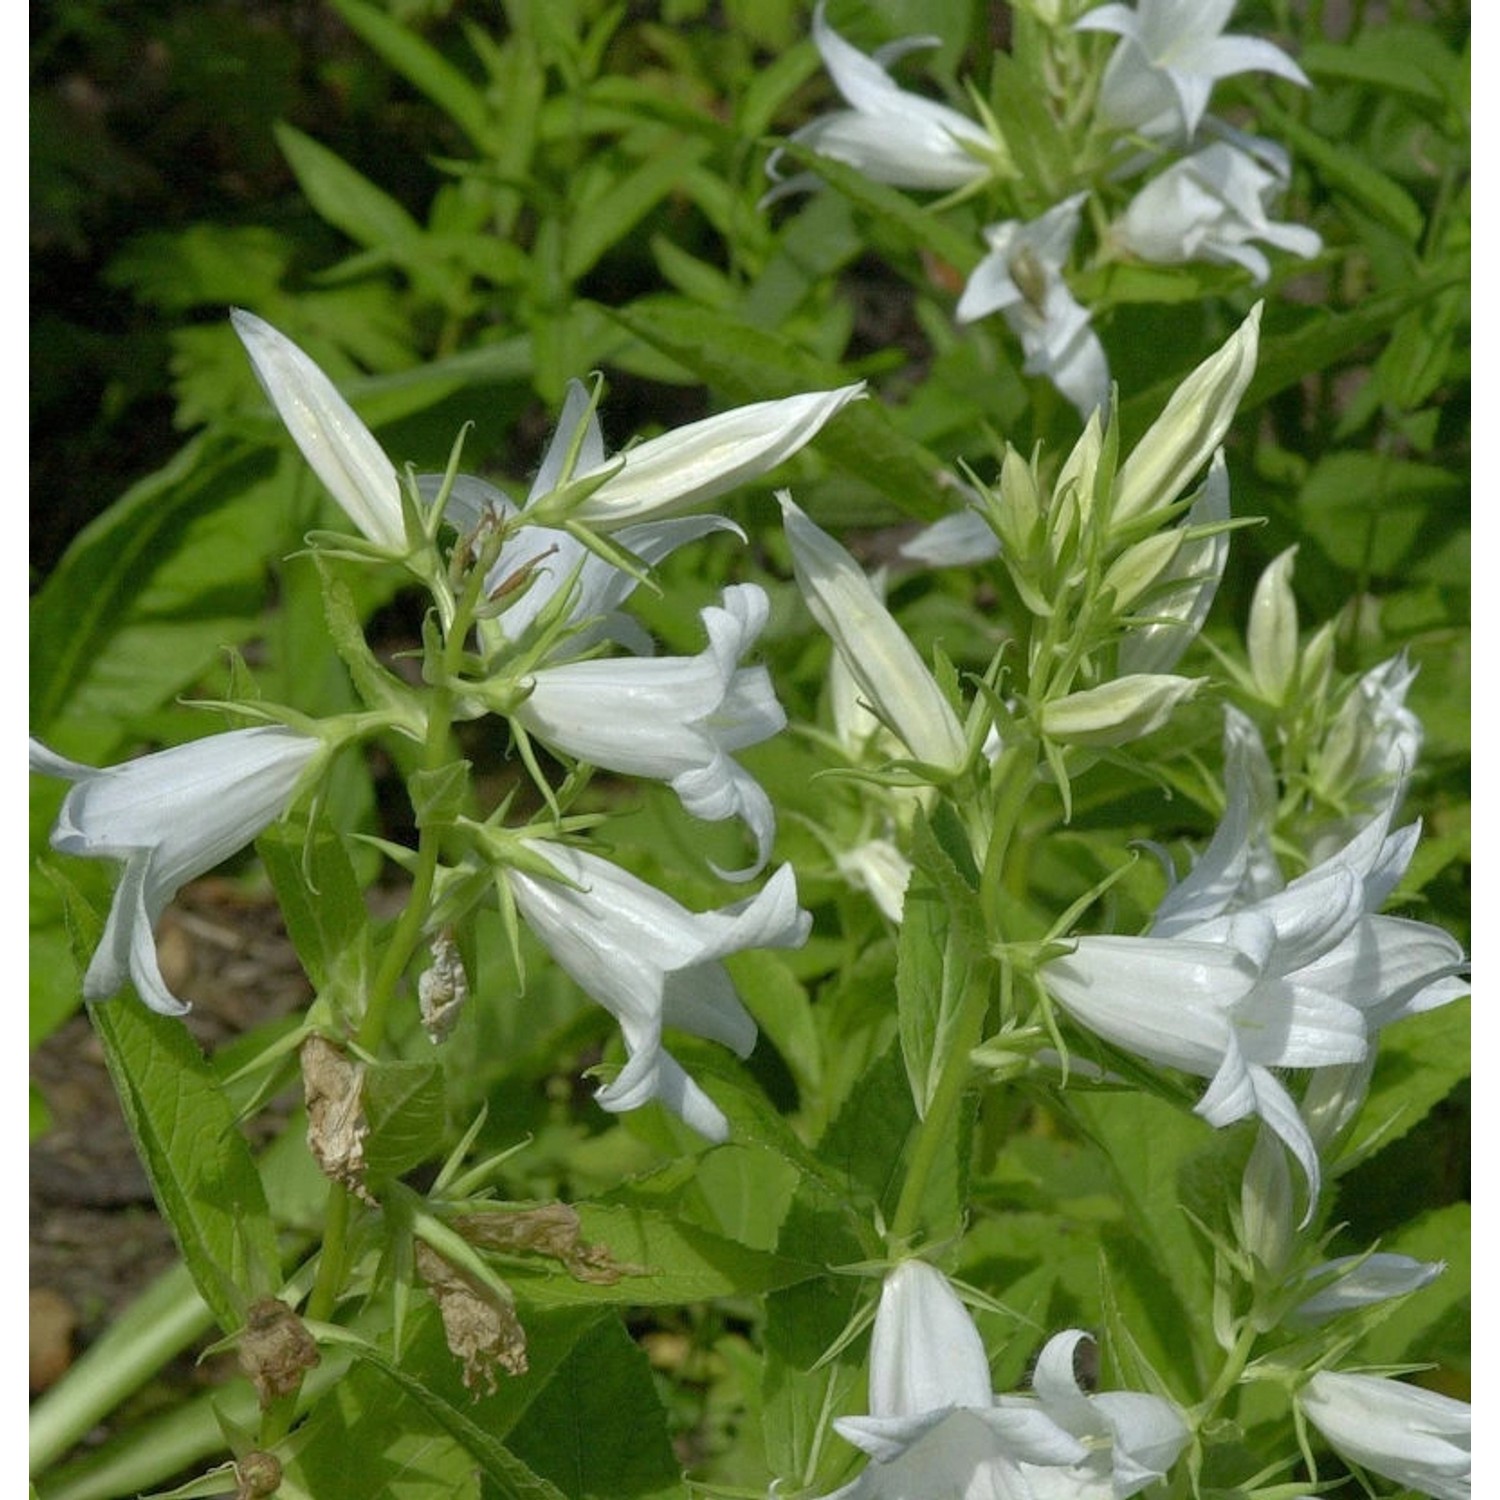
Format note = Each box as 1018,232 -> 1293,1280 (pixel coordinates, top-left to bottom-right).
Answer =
31,3 -> 1468,1497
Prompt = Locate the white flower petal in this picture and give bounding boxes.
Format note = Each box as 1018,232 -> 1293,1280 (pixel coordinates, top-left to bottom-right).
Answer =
232,310 -> 405,550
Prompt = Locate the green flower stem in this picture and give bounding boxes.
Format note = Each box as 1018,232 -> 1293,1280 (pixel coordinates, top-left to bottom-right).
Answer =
888,968 -> 992,1245
1196,1321 -> 1260,1426
890,744 -> 1038,1245
978,740 -> 1041,939
288,558 -> 490,1439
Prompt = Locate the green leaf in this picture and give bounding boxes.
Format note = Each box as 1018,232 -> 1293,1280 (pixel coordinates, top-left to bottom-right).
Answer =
29,434 -> 282,759
605,298 -> 954,520
1256,98 -> 1425,243
64,889 -> 282,1333
364,1059 -> 448,1185
330,0 -> 493,151
816,1040 -> 917,1217
319,1328 -> 573,1500
504,1319 -> 689,1500
257,823 -> 369,995
562,135 -> 713,282
1058,1090 -> 1222,1393
1296,451 -> 1464,576
504,1202 -> 816,1307
1345,998 -> 1470,1169
274,120 -> 425,256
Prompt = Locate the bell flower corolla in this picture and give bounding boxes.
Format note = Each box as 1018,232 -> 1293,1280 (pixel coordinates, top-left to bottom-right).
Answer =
30,727 -> 322,1016
781,494 -> 968,776
1299,1371 -> 1470,1500
1043,706 -> 1466,1210
511,583 -> 785,879
523,380 -> 865,532
766,2 -> 998,196
1076,0 -> 1310,144
956,194 -> 1111,420
232,309 -> 406,551
997,1330 -> 1190,1498
504,844 -> 810,1142
1115,139 -> 1322,284
814,1260 -> 1086,1499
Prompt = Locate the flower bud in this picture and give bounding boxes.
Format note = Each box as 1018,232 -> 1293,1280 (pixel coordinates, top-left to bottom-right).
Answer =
781,493 -> 968,774
1040,673 -> 1201,747
1247,545 -> 1300,704
1113,305 -> 1261,528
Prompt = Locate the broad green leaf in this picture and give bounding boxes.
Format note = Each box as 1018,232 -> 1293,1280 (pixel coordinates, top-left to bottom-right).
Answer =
605,298 -> 953,519
504,1318 -> 689,1500
816,1040 -> 916,1217
257,824 -> 369,994
30,434 -> 282,759
1344,998 -> 1470,1170
1058,1091 -> 1223,1392
1354,1202 -> 1470,1376
505,1202 -> 817,1307
761,1189 -> 870,1491
47,851 -> 282,1334
364,1059 -> 448,1185
89,995 -> 282,1331
309,1328 -> 573,1500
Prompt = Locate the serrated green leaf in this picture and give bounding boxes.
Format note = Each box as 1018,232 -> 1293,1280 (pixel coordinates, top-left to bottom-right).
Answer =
504,1202 -> 816,1307
364,1059 -> 448,1185
257,823 -> 368,994
504,1319 -> 689,1500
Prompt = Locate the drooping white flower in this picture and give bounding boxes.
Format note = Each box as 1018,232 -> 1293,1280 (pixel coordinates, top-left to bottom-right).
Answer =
232,309 -> 406,551
1076,0 -> 1310,144
767,1 -> 999,196
31,728 -> 322,1015
814,1261 -> 1086,1500
511,583 -> 785,879
998,1330 -> 1190,1498
504,844 -> 810,1142
781,494 -> 968,776
1299,1370 -> 1470,1500
1043,706 -> 1465,1209
957,194 -> 1111,420
1115,140 -> 1322,284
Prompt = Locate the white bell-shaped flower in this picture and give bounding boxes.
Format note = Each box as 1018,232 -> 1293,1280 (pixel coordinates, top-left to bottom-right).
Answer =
512,583 -> 785,879
505,844 -> 810,1142
31,727 -> 322,1015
